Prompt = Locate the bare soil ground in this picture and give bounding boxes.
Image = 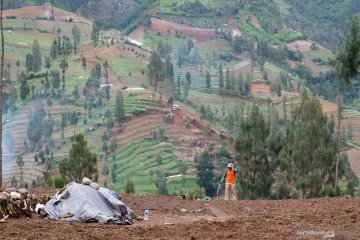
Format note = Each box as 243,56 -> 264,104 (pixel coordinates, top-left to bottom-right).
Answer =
287,40 -> 313,52
3,4 -> 91,24
1,190 -> 359,240
150,18 -> 219,42
251,84 -> 272,95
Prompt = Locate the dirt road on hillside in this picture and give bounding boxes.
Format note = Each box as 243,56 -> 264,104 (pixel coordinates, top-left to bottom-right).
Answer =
1,190 -> 359,240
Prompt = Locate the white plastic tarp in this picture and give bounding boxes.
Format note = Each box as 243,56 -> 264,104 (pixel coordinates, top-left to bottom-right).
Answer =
44,183 -> 132,224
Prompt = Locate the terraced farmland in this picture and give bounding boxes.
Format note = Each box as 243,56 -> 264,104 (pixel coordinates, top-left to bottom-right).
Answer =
108,139 -> 196,195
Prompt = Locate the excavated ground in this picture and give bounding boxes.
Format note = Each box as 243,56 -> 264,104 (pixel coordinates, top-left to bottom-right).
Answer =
1,189 -> 360,240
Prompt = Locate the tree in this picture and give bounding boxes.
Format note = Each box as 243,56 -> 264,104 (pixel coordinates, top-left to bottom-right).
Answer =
16,154 -> 24,187
196,151 -> 215,196
183,80 -> 190,98
25,53 -> 33,73
72,24 -> 81,54
125,177 -> 135,194
185,71 -> 191,85
332,16 -> 360,188
115,90 -> 125,121
177,55 -> 182,68
155,172 -> 168,195
206,71 -> 211,89
81,54 -> 87,69
50,70 -> 61,94
238,73 -> 244,95
218,64 -> 224,92
279,91 -> 336,198
50,40 -> 58,60
165,57 -> 174,82
225,68 -> 230,92
72,86 -> 80,99
148,52 -> 165,91
59,58 -> 68,91
59,133 -> 98,183
19,72 -> 30,102
235,105 -> 272,198
32,39 -> 42,72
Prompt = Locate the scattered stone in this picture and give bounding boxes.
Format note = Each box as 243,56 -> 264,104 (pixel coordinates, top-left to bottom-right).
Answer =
82,177 -> 92,185
98,218 -> 108,224
90,182 -> 100,190
196,209 -> 202,213
180,208 -> 187,213
344,195 -> 352,199
18,189 -> 29,195
10,192 -> 21,199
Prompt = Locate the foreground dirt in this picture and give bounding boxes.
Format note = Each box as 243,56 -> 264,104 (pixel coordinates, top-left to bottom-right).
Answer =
1,191 -> 360,240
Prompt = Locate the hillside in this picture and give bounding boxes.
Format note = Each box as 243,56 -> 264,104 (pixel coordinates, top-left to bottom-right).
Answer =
1,1 -> 360,201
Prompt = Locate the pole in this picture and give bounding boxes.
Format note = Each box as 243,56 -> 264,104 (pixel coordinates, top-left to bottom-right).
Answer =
0,0 -> 4,187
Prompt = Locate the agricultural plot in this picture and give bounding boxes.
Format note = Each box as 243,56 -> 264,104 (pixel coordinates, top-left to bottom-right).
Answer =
108,139 -> 196,195
99,53 -> 148,87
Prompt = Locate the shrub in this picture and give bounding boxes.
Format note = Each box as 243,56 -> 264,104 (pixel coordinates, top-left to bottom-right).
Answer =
327,187 -> 336,197
125,177 -> 135,194
188,185 -> 206,200
54,176 -> 65,188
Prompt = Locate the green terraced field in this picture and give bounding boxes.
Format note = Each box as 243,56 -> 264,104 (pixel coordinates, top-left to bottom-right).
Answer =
99,53 -> 147,87
107,139 -> 196,195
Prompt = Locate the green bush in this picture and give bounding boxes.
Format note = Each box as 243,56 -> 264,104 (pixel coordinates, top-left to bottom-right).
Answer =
188,185 -> 206,200
125,177 -> 135,194
327,187 -> 336,197
54,176 -> 65,188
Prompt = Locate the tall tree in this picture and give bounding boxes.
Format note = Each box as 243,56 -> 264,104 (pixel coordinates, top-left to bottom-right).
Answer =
0,0 -> 3,186
279,91 -> 336,198
60,133 -> 98,183
332,16 -> 360,187
115,90 -> 125,121
32,39 -> 42,72
72,24 -> 81,54
19,72 -> 29,102
218,64 -> 224,92
206,71 -> 211,89
196,151 -> 215,197
235,105 -> 272,198
148,52 -> 165,91
185,71 -> 191,85
59,58 -> 68,91
225,68 -> 230,92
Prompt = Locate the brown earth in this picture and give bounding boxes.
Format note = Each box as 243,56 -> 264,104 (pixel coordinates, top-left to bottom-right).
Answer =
150,18 -> 219,42
251,84 -> 272,95
1,190 -> 359,240
3,4 -> 91,24
287,40 -> 313,53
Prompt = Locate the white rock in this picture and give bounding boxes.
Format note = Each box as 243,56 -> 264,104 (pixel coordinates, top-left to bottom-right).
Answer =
10,192 -> 21,199
90,182 -> 100,190
82,177 -> 92,185
180,208 -> 187,213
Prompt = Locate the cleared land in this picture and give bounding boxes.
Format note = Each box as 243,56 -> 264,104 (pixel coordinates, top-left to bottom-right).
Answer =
1,191 -> 360,240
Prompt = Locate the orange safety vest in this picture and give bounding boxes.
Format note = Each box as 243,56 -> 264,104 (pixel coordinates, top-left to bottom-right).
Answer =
226,169 -> 236,184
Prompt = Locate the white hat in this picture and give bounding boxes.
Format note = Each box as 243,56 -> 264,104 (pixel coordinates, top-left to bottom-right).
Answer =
227,163 -> 233,168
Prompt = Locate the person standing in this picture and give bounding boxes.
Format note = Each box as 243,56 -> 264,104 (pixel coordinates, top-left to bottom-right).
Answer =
220,163 -> 238,200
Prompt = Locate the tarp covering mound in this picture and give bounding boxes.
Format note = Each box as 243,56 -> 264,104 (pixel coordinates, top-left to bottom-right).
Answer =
43,182 -> 133,225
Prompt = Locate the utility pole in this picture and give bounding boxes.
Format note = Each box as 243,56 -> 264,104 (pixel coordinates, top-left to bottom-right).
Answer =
0,0 -> 4,187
